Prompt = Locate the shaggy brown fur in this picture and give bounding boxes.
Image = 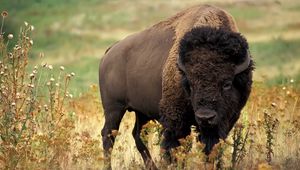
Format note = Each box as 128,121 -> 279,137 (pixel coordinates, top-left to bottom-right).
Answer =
99,4 -> 253,169
160,25 -> 253,156
158,4 -> 246,157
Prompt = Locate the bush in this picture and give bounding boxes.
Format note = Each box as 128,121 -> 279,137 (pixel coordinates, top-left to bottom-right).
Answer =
0,11 -> 76,169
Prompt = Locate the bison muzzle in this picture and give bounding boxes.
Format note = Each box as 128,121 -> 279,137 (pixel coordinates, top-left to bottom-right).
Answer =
99,4 -> 254,169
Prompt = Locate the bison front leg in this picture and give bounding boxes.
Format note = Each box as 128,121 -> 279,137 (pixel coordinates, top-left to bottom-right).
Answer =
159,98 -> 192,164
159,52 -> 194,164
132,112 -> 158,170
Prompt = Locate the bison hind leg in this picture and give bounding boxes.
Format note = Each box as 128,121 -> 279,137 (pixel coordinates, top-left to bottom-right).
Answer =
132,112 -> 158,170
101,104 -> 126,169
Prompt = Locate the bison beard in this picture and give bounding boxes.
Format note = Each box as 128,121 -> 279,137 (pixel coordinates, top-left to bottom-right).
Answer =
198,116 -> 229,154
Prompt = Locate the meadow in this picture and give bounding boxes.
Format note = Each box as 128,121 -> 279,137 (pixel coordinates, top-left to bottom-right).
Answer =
0,0 -> 300,169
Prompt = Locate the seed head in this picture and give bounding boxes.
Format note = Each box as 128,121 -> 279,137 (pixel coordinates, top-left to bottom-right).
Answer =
39,52 -> 45,58
29,40 -> 33,46
60,66 -> 65,71
30,25 -> 35,31
24,21 -> 28,27
8,53 -> 13,59
71,72 -> 75,76
48,65 -> 53,70
14,45 -> 21,51
41,63 -> 47,67
28,84 -> 34,88
1,11 -> 8,18
29,73 -> 35,79
7,34 -> 13,39
44,104 -> 49,111
50,78 -> 55,82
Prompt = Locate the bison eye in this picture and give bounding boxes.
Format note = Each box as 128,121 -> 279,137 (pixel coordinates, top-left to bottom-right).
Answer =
223,81 -> 232,91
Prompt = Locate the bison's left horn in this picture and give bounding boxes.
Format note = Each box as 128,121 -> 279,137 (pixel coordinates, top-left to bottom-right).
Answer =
234,51 -> 251,75
177,56 -> 186,73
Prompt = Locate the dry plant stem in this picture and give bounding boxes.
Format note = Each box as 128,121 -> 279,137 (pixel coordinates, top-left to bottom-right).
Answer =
55,77 -> 70,126
263,111 -> 279,164
292,97 -> 299,118
0,16 -> 4,34
231,124 -> 249,169
237,129 -> 249,165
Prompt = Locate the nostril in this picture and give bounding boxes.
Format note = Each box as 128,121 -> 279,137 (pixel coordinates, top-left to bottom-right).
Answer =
195,110 -> 217,124
198,114 -> 216,121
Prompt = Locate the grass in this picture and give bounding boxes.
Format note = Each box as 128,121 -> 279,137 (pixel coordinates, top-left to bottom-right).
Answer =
251,38 -> 300,67
227,5 -> 265,21
2,0 -> 300,91
0,0 -> 300,169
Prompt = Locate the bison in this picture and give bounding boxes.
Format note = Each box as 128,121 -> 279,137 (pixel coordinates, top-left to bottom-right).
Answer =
99,4 -> 254,169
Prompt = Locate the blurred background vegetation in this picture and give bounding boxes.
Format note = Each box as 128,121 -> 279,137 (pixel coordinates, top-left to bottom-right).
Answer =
1,0 -> 300,94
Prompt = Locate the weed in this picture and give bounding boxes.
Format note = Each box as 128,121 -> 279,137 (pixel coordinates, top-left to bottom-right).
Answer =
231,123 -> 249,168
0,11 -> 76,169
263,110 -> 279,164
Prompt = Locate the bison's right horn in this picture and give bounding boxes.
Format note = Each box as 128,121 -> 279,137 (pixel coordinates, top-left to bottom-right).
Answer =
234,51 -> 251,75
177,56 -> 186,73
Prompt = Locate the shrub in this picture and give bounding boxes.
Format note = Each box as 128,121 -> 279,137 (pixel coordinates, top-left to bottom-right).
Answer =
0,11 -> 76,169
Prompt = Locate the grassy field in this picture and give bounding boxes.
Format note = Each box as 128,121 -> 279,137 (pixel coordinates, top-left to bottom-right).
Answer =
0,0 -> 300,169
2,0 -> 300,92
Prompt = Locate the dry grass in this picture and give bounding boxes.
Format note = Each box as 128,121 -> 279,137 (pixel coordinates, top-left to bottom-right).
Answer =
1,9 -> 300,170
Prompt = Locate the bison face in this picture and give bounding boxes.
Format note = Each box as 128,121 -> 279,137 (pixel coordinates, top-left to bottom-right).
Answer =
178,26 -> 253,154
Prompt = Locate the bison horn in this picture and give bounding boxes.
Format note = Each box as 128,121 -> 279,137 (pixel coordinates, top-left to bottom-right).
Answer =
234,51 -> 251,75
177,57 -> 186,73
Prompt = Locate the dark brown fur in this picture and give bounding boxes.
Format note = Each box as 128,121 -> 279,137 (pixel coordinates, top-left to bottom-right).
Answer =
99,5 -> 253,169
160,26 -> 253,156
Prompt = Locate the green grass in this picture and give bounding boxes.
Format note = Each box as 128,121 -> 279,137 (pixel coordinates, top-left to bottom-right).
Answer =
27,56 -> 100,96
266,72 -> 300,86
250,38 -> 300,67
65,57 -> 100,95
1,0 -> 300,92
226,5 -> 265,21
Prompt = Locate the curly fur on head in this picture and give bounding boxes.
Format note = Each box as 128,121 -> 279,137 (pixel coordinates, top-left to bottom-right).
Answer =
175,26 -> 254,154
178,26 -> 249,66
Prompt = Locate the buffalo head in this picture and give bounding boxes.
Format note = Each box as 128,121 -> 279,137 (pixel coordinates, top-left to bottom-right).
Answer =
177,26 -> 253,154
